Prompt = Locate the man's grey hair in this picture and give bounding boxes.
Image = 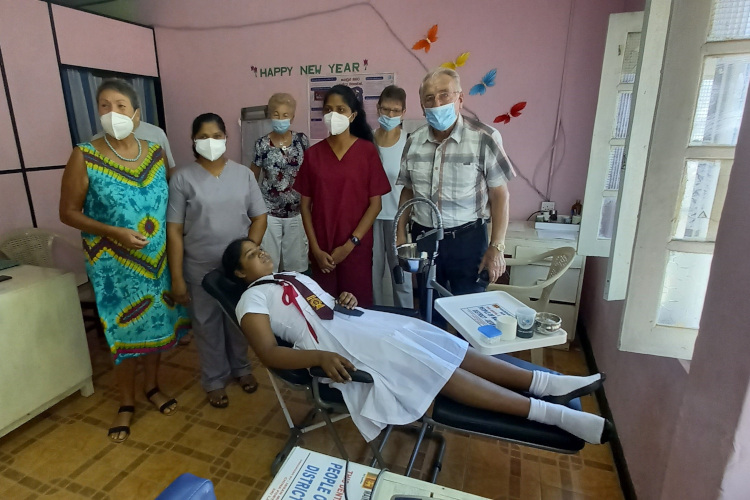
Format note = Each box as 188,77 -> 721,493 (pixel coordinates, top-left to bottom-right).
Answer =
96,78 -> 140,110
419,68 -> 462,99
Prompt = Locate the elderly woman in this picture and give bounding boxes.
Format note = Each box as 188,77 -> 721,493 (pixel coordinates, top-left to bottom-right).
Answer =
59,79 -> 190,443
167,112 -> 267,409
372,85 -> 413,308
250,93 -> 310,273
223,238 -> 611,445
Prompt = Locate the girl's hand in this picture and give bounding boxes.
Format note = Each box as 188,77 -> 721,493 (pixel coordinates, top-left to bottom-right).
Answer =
331,245 -> 351,265
316,351 -> 356,383
337,292 -> 358,309
171,277 -> 191,305
313,248 -> 336,273
110,227 -> 149,249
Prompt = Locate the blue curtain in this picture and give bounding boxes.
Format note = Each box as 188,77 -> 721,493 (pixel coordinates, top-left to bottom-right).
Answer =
60,67 -> 161,145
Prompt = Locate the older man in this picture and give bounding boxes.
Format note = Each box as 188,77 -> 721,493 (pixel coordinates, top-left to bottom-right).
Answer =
397,68 -> 515,320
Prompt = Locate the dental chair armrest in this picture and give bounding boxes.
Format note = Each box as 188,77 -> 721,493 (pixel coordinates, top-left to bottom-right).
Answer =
367,305 -> 421,317
309,366 -> 374,383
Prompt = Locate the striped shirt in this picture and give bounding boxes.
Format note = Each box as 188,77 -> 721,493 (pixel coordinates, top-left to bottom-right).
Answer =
397,115 -> 515,229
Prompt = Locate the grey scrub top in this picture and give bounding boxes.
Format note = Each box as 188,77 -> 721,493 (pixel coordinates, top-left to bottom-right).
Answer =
168,160 -> 266,281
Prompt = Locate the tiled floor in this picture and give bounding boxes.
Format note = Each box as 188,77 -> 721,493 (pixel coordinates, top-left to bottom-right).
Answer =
0,330 -> 624,499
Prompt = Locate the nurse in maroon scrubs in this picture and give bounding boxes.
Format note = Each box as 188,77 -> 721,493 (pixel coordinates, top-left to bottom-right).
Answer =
296,85 -> 390,307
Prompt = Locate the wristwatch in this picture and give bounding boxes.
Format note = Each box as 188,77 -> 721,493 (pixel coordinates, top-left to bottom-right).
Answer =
490,242 -> 506,253
350,235 -> 361,247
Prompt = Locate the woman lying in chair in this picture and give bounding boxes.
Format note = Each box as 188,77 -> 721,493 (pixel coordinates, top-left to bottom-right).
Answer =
223,238 -> 611,445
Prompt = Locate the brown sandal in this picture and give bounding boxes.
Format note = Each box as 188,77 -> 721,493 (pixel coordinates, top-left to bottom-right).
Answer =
207,388 -> 229,408
237,374 -> 258,394
107,405 -> 134,443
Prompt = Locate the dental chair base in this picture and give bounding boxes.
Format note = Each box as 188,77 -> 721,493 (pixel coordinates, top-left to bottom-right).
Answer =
406,354 -> 585,482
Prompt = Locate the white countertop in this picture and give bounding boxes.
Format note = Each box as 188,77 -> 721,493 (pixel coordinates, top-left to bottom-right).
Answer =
0,265 -> 68,295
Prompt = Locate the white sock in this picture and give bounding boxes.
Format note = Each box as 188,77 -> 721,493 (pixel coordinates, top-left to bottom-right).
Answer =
529,371 -> 603,398
527,398 -> 606,444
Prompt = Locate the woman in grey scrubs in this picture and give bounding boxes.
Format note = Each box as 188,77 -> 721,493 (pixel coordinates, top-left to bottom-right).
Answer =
167,113 -> 268,408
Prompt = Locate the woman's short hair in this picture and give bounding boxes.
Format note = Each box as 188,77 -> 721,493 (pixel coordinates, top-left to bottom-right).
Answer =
268,93 -> 297,114
419,68 -> 462,99
378,85 -> 406,109
96,78 -> 140,110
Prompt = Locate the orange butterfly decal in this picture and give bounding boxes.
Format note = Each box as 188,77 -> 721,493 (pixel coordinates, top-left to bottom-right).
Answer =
494,102 -> 527,124
412,24 -> 438,53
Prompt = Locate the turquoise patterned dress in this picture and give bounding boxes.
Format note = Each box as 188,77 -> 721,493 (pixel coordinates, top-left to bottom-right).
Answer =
79,141 -> 190,364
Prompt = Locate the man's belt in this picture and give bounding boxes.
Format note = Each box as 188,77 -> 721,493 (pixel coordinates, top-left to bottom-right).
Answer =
414,219 -> 486,239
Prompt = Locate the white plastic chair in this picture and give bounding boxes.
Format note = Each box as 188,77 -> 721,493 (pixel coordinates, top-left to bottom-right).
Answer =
487,246 -> 577,312
0,228 -> 101,334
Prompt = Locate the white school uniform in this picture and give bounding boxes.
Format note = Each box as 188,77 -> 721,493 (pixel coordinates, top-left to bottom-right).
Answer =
236,272 -> 468,441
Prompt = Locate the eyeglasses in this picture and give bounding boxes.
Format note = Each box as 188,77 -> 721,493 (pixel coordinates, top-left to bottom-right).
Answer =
378,105 -> 403,116
422,90 -> 460,107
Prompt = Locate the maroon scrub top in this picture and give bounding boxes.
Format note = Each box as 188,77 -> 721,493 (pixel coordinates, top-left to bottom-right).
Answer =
295,138 -> 391,305
295,138 -> 391,251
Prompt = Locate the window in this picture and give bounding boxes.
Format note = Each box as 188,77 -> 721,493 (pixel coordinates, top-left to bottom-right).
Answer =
60,66 -> 164,145
615,0 -> 750,359
578,13 -> 643,258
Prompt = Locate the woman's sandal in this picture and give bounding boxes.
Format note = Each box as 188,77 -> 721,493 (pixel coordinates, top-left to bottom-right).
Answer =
237,374 -> 258,394
145,387 -> 177,415
207,388 -> 229,408
107,405 -> 134,443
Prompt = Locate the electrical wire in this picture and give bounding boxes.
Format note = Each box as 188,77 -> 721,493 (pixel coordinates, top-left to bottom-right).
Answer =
368,466 -> 390,500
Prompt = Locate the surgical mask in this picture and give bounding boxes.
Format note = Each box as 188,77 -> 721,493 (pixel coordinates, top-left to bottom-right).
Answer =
378,114 -> 401,131
194,138 -> 226,161
424,102 -> 457,131
271,119 -> 291,134
323,112 -> 351,136
101,110 -> 136,140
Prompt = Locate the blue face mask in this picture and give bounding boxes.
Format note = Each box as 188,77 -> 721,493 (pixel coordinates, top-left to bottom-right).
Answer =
271,119 -> 291,134
424,102 -> 457,131
378,114 -> 402,131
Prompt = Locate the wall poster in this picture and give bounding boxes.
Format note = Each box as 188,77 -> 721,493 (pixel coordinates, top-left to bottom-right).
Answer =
308,73 -> 395,140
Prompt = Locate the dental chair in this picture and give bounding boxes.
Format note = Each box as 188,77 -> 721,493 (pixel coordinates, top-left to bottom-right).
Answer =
202,269 -> 418,474
202,270 -> 587,482
391,199 -> 587,482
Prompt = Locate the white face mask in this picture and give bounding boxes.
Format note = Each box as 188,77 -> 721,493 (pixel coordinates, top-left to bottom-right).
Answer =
194,138 -> 226,161
323,111 -> 352,136
101,110 -> 136,140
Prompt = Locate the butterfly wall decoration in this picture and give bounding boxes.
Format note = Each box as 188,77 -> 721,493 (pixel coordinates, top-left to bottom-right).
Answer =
494,102 -> 527,124
441,52 -> 470,70
469,69 -> 496,96
412,24 -> 439,53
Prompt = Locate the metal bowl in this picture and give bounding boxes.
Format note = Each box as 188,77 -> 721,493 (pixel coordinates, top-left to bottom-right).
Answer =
534,312 -> 562,334
397,243 -> 430,274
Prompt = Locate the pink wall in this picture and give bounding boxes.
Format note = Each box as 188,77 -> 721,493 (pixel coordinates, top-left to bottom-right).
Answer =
52,5 -> 158,77
0,0 -> 159,240
0,72 -> 20,172
0,0 -> 71,168
579,258 -> 690,499
147,0 -> 629,220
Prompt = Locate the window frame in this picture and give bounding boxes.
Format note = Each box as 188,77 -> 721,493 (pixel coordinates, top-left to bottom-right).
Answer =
618,0 -> 748,359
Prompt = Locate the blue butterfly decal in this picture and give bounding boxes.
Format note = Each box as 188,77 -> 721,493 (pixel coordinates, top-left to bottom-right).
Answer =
469,69 -> 497,96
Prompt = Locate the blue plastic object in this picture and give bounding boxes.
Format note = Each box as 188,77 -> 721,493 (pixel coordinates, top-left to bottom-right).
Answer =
155,473 -> 217,500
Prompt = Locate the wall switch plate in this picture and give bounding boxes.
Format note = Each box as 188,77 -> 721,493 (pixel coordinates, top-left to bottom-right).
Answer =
541,201 -> 556,212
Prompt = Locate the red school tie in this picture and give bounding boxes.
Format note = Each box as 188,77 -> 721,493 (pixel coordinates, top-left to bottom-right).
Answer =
274,274 -> 334,320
